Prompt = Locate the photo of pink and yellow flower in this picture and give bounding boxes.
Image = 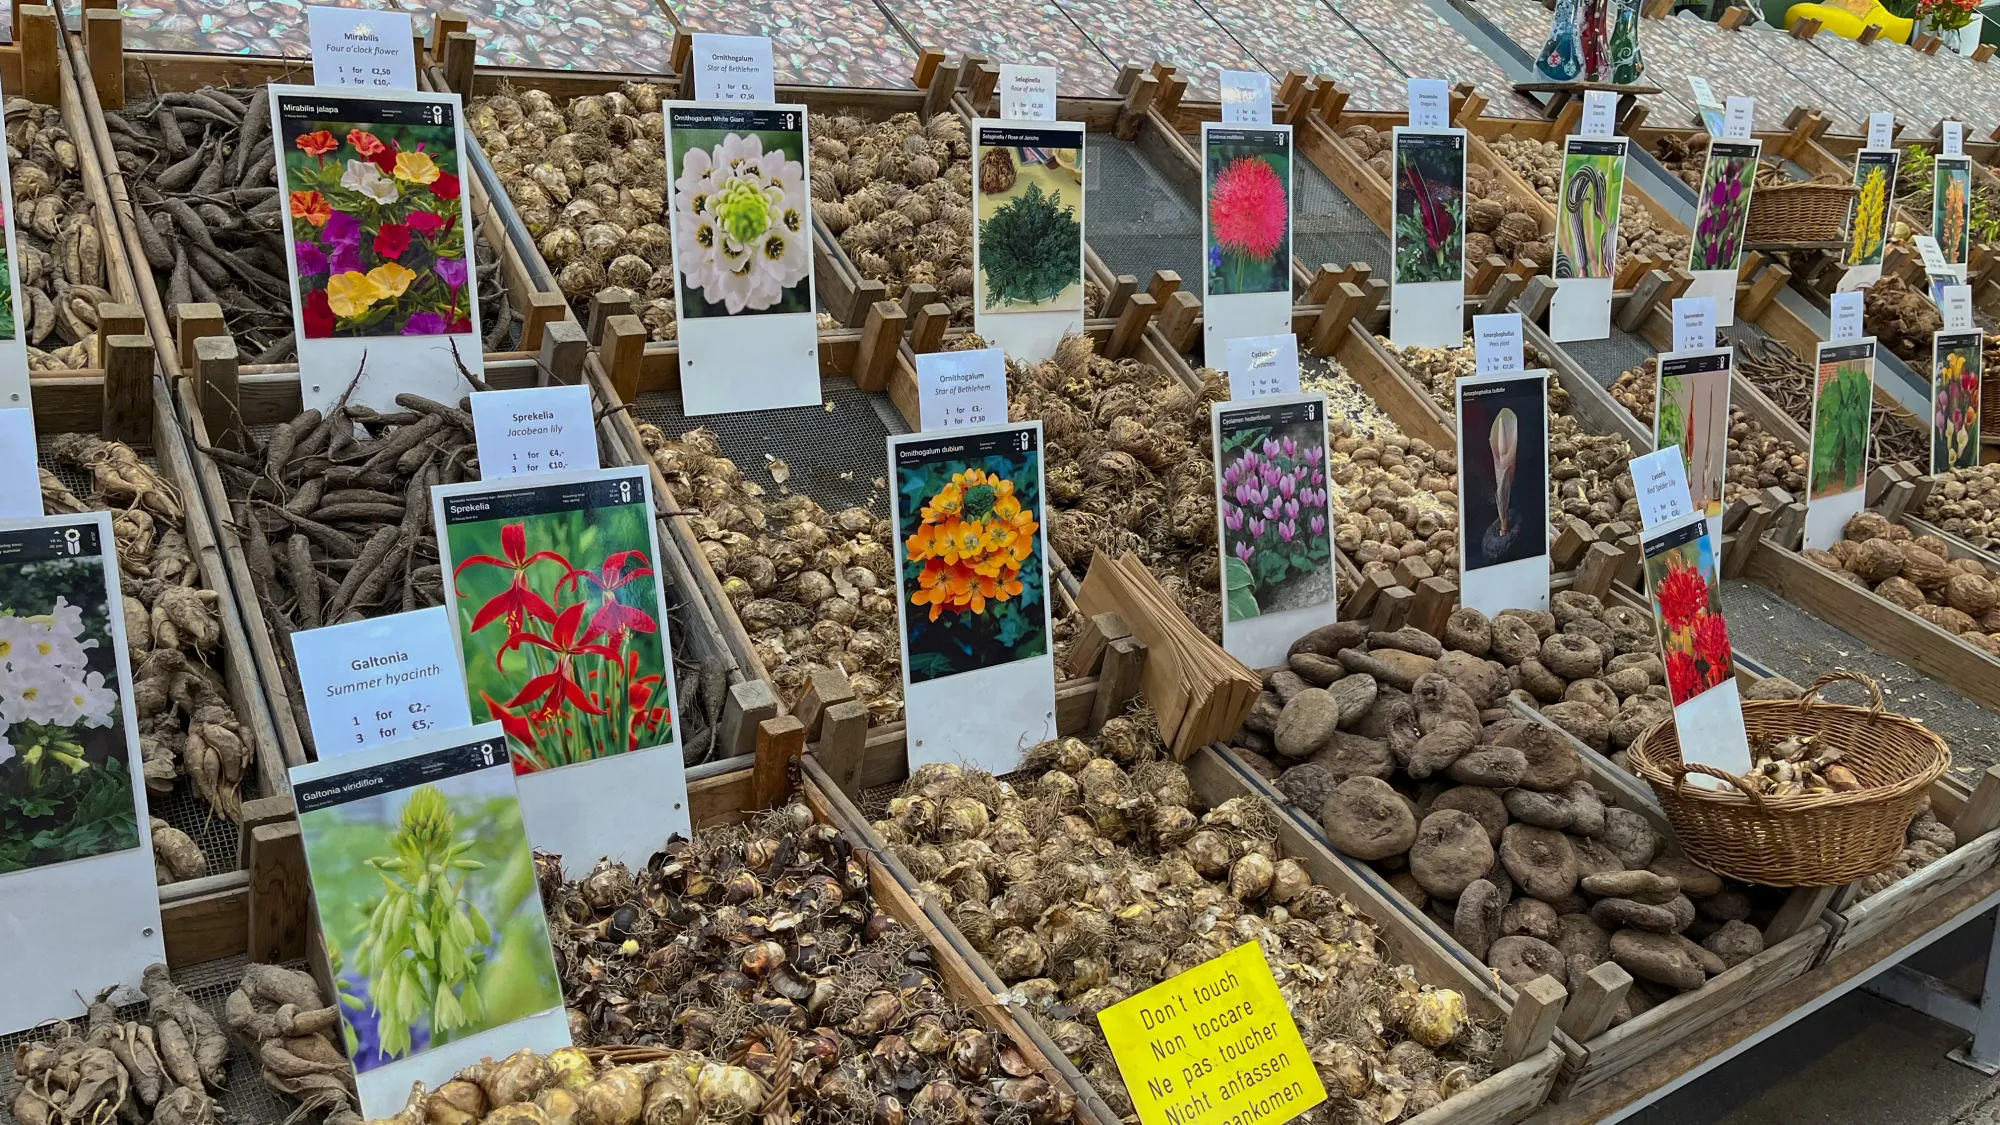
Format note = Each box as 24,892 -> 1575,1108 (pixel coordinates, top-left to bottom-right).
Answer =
280,113 -> 470,339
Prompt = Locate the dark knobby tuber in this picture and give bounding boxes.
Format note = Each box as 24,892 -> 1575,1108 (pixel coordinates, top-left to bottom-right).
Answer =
1445,746 -> 1527,788
1500,824 -> 1579,903
1598,807 -> 1663,870
1487,935 -> 1566,987
1321,776 -> 1419,860
1454,879 -> 1506,960
1274,688 -> 1345,758
1407,721 -> 1478,779
1501,897 -> 1560,943
1409,810 -> 1495,899
1581,869 -> 1680,905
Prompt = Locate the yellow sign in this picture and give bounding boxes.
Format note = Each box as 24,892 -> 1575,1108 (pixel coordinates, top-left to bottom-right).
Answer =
1097,942 -> 1327,1125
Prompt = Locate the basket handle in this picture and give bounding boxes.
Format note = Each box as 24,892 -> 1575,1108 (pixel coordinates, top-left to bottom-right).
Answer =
1667,761 -> 1776,814
1796,669 -> 1885,716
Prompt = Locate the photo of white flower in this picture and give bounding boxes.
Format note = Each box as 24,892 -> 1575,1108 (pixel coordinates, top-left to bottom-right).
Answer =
341,158 -> 401,205
667,110 -> 815,319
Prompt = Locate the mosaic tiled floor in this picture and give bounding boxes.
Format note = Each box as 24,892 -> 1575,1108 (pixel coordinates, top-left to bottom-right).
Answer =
1337,0 -> 1544,116
1194,0 -> 1407,108
876,0 -> 1120,93
1810,30 -> 1954,128
664,0 -> 918,86
1053,0 -> 1261,98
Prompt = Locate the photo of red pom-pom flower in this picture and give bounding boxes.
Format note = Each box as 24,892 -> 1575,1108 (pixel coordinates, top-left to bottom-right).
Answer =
1646,533 -> 1732,706
1205,130 -> 1291,297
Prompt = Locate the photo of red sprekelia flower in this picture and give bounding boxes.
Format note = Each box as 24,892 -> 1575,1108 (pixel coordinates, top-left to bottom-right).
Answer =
1646,535 -> 1733,706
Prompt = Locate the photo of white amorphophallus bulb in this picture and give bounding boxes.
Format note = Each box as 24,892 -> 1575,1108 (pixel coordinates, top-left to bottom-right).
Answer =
1491,407 -> 1519,534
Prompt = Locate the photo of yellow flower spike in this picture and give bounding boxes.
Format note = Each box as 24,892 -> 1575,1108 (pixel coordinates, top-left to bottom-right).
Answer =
1845,154 -> 1895,268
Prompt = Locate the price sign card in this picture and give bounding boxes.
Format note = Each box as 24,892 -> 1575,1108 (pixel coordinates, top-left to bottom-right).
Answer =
1688,77 -> 1725,137
291,723 -> 569,1117
1407,78 -> 1449,129
0,131 -> 30,408
1722,96 -> 1754,140
890,422 -> 1057,775
293,607 -> 473,757
470,385 -> 599,478
1944,119 -> 1964,157
1099,943 -> 1327,1125
1641,512 -> 1752,786
308,7 -> 417,91
1213,394 -> 1337,668
1389,128 -> 1468,347
1934,155 -> 1975,277
1684,139 -> 1761,325
1829,290 -> 1863,341
1580,89 -> 1617,137
999,64 -> 1058,120
1672,296 -> 1715,352
1223,333 -> 1301,400
1653,346 -> 1734,550
0,407 -> 38,517
1630,446 -> 1695,529
1550,136 -> 1627,342
1473,312 -> 1523,373
1804,338 -> 1877,551
1867,112 -> 1895,150
916,346 -> 1008,430
0,512 -> 163,1032
431,465 -> 687,872
1220,70 -> 1273,124
972,120 -> 1086,363
663,104 -> 821,412
1456,370 -> 1551,615
690,34 -> 775,103
1943,284 -> 1975,331
1202,122 -> 1294,357
269,86 -> 481,416
1933,329 -> 1983,473
1840,149 -> 1900,290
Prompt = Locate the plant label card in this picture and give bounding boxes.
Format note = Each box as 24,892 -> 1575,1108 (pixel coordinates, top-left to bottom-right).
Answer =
270,86 -> 481,417
998,64 -> 1059,121
1943,284 -> 1975,331
1202,122 -> 1294,359
1407,78 -> 1449,129
307,7 -> 417,91
1672,296 -> 1716,352
1944,119 -> 1964,157
0,511 -> 162,1033
1099,942 -> 1327,1125
1684,139 -> 1760,326
1838,149 -> 1899,291
431,465 -> 688,873
1867,112 -> 1894,150
470,385 -> 599,479
915,346 -> 1008,431
1224,333 -> 1301,400
1688,77 -> 1725,137
0,130 -> 32,409
1722,96 -> 1754,140
1220,70 -> 1273,124
972,120 -> 1086,364
1933,155 -> 1975,280
1473,312 -> 1523,374
1455,370 -> 1551,615
1641,511 -> 1751,788
1933,329 -> 1983,473
1829,290 -> 1863,341
291,723 -> 569,1117
1550,137 -> 1627,341
1653,346 -> 1734,553
1389,127 -> 1468,348
1630,446 -> 1694,531
663,104 -> 820,415
1213,394 -> 1338,667
1580,89 -> 1616,137
1804,338 -> 1877,551
690,33 -> 775,103
0,407 -> 37,518
889,422 -> 1057,775
293,607 -> 474,758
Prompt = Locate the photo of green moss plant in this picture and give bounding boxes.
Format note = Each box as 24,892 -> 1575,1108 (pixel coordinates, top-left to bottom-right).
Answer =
977,144 -> 1083,313
304,771 -> 560,1072
1393,135 -> 1466,285
1811,353 -> 1872,499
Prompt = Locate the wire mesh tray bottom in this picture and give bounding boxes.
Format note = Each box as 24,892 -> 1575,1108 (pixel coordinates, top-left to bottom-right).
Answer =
1086,134 -> 1202,289
1557,326 -> 1656,389
1296,159 -> 1391,282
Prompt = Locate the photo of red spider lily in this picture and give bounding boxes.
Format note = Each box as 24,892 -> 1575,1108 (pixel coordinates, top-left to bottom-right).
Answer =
445,514 -> 673,775
1646,534 -> 1733,707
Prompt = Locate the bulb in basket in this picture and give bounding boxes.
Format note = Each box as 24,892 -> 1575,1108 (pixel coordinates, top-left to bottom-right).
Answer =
1744,733 -> 1863,796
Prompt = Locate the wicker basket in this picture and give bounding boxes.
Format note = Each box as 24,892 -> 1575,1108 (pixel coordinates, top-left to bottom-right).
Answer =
1745,180 -> 1860,245
1626,671 -> 1949,886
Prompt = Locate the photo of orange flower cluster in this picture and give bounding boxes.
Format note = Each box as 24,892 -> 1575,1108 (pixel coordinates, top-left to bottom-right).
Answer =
896,435 -> 1048,684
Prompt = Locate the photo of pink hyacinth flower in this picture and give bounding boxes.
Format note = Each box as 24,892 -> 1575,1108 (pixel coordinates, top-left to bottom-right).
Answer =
1217,401 -> 1335,623
1206,129 -> 1291,297
1689,145 -> 1756,272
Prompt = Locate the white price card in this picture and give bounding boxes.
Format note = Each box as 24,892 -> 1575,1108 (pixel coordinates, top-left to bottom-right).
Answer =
308,7 -> 417,91
1829,290 -> 1863,341
1473,312 -> 1524,374
916,346 -> 1009,430
999,64 -> 1058,120
1688,77 -> 1724,136
1868,111 -> 1895,150
1915,233 -> 1951,273
0,407 -> 37,518
1672,296 -> 1716,352
1944,284 -> 1975,331
1581,89 -> 1617,137
1630,446 -> 1695,530
470,385 -> 599,479
1221,70 -> 1273,124
1408,78 -> 1450,129
293,607 -> 474,757
1723,96 -> 1754,140
1224,333 -> 1301,399
691,33 -> 775,103
1944,119 -> 1965,156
